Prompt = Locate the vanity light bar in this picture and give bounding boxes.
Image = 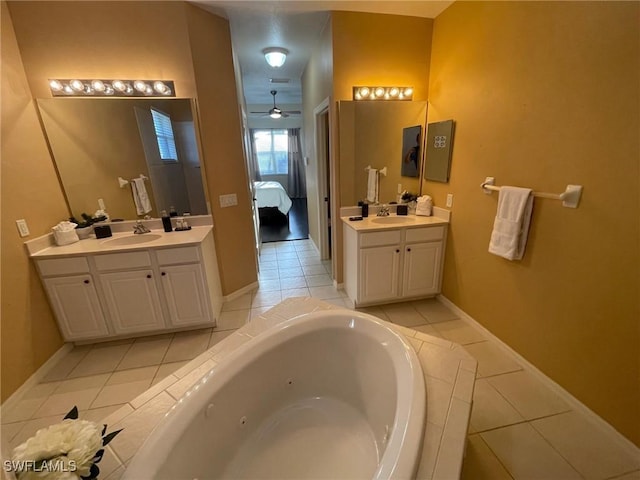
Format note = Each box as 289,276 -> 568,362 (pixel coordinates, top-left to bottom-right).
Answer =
352,86 -> 413,101
48,79 -> 175,97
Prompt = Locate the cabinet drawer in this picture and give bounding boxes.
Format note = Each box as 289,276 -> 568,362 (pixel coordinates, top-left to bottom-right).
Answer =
360,230 -> 402,247
37,257 -> 89,276
406,226 -> 445,243
94,251 -> 151,271
156,246 -> 200,265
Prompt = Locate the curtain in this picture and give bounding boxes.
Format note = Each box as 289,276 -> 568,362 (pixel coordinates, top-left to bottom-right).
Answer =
287,128 -> 306,198
249,128 -> 262,182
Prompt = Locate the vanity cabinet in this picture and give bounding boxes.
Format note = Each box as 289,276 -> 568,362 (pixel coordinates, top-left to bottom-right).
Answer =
33,228 -> 223,342
343,223 -> 446,307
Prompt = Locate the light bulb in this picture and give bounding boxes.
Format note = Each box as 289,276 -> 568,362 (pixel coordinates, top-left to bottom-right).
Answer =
153,81 -> 168,94
389,87 -> 399,97
354,92 -> 362,100
359,87 -> 370,97
112,80 -> 126,92
145,86 -> 153,95
104,85 -> 114,95
404,87 -> 413,97
49,80 -> 63,91
70,79 -> 84,92
63,85 -> 74,95
125,85 -> 133,94
91,80 -> 106,92
134,80 -> 147,92
375,87 -> 385,97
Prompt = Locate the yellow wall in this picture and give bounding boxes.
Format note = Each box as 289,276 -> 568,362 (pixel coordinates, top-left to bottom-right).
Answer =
424,1 -> 639,445
1,2 -> 68,401
2,1 -> 256,401
331,11 -> 433,282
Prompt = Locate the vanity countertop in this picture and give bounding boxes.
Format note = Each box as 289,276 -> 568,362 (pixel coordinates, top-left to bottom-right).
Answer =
341,214 -> 448,232
28,226 -> 213,258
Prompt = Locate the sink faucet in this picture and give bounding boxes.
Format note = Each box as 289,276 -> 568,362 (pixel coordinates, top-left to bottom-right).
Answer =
133,220 -> 151,234
377,204 -> 390,217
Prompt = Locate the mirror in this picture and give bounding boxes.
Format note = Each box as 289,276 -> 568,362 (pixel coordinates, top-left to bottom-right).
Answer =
338,101 -> 427,207
401,125 -> 422,178
424,119 -> 455,183
37,98 -> 209,221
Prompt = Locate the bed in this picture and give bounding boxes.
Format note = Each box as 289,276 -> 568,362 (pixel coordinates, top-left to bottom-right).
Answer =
253,181 -> 292,215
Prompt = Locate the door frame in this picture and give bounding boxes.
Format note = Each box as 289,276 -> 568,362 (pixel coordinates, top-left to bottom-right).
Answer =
313,97 -> 331,260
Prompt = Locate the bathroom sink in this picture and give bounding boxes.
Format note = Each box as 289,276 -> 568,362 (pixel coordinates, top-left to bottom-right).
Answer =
370,216 -> 416,225
101,233 -> 163,246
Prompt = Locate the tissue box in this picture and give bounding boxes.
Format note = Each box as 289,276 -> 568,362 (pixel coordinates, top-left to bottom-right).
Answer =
53,229 -> 79,246
94,225 -> 112,239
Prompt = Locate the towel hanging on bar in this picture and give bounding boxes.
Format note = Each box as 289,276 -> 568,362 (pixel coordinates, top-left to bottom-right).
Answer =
488,186 -> 533,261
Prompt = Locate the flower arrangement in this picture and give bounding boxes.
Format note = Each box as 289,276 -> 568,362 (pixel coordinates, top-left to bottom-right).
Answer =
9,407 -> 122,480
401,191 -> 418,203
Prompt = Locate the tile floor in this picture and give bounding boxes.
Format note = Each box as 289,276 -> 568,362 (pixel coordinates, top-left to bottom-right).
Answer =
2,238 -> 639,479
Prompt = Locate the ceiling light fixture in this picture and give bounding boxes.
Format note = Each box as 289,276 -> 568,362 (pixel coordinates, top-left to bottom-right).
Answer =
352,86 -> 414,101
48,79 -> 175,97
263,47 -> 289,68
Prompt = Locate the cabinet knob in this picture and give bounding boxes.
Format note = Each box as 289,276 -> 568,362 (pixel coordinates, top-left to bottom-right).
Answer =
84,279 -> 90,284
146,274 -> 152,279
407,248 -> 412,252
395,249 -> 400,253
161,272 -> 166,276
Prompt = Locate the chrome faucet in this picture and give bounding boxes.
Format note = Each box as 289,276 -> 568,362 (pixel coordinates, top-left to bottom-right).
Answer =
133,220 -> 151,234
377,204 -> 390,216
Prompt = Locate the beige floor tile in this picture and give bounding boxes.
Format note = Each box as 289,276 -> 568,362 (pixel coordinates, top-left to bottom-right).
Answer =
301,264 -> 327,276
258,268 -> 280,280
412,323 -> 443,338
107,366 -> 158,385
463,341 -> 523,378
208,330 -> 235,349
322,297 -> 350,308
163,330 -> 211,363
381,303 -> 428,327
67,343 -> 131,378
277,266 -> 305,277
279,276 -> 307,289
356,306 -> 390,321
424,374 -> 454,427
92,380 -> 152,409
416,421 -> 444,479
1,421 -> 25,444
81,404 -> 127,423
252,290 -> 283,307
256,278 -> 281,292
216,309 -> 250,331
221,294 -> 253,313
258,260 -> 277,270
305,274 -> 332,287
275,250 -> 298,259
470,378 -> 525,432
116,336 -> 171,370
152,361 -> 189,385
276,258 -> 301,269
411,298 -> 459,323
481,423 -> 582,479
461,434 -> 513,480
280,288 -> 311,300
432,319 -> 486,345
487,370 -> 570,420
418,344 -> 460,384
531,411 -> 640,480
298,256 -> 323,266
33,387 -> 101,419
55,373 -> 111,394
250,307 -> 271,319
41,345 -> 92,381
611,471 -> 640,480
308,285 -> 343,300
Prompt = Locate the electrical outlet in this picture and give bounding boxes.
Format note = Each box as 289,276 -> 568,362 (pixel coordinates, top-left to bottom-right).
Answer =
398,184 -> 403,194
446,194 -> 454,208
16,219 -> 30,237
219,193 -> 238,208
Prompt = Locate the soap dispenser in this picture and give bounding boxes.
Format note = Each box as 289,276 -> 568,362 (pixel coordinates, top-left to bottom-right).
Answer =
161,210 -> 172,232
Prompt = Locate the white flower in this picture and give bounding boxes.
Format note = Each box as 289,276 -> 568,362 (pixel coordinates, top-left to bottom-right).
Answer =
12,419 -> 102,479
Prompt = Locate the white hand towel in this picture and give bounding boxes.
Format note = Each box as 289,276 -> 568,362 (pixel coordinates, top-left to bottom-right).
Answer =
367,168 -> 378,203
131,177 -> 152,215
488,186 -> 533,260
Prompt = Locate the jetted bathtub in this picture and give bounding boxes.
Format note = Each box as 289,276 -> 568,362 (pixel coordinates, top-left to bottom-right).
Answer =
124,310 -> 426,479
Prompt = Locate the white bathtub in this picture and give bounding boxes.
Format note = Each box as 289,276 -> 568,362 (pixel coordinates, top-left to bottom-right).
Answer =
124,310 -> 426,480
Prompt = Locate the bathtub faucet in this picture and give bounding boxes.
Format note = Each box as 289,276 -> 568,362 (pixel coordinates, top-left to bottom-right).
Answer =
377,204 -> 390,216
133,220 -> 151,234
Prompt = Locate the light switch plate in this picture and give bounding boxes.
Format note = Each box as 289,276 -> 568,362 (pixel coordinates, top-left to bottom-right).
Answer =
219,193 -> 238,208
16,219 -> 30,237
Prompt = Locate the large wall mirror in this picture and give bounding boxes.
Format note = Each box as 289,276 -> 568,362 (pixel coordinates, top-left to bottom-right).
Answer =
37,98 -> 209,221
338,101 -> 427,206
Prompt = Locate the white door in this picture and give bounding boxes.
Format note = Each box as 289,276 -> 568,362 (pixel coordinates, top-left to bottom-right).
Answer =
160,264 -> 212,327
314,98 -> 331,260
402,242 -> 442,297
44,275 -> 109,341
359,245 -> 401,303
100,270 -> 165,335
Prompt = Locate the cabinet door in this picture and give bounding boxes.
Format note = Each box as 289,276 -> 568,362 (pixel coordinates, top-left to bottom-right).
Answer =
100,270 -> 165,335
359,245 -> 401,303
44,275 -> 109,341
160,264 -> 212,327
402,242 -> 443,298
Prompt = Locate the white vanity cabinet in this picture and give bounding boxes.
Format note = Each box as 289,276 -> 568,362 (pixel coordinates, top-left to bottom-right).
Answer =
33,227 -> 223,342
343,221 -> 447,307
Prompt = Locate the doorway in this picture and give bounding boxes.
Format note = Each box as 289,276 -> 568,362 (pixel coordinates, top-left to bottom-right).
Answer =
314,98 -> 332,263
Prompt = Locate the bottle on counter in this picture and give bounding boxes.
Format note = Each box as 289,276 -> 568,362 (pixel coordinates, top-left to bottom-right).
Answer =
161,210 -> 173,232
169,206 -> 178,217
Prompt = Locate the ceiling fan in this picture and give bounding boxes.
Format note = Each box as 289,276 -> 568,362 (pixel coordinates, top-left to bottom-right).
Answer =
250,90 -> 301,119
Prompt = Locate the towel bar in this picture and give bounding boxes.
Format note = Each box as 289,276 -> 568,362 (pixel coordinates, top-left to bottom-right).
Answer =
481,177 -> 583,208
118,174 -> 149,189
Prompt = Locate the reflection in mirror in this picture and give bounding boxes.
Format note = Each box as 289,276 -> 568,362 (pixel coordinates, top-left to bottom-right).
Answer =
37,98 -> 209,220
338,101 -> 427,206
401,125 -> 422,178
424,119 -> 455,183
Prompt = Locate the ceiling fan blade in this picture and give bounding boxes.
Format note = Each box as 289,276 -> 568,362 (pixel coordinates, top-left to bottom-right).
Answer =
283,110 -> 301,114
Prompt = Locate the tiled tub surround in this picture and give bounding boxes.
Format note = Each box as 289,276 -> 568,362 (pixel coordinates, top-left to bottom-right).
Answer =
1,298 -> 477,480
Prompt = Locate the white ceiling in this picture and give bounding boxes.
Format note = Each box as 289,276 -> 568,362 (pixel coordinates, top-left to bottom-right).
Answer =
194,1 -> 453,107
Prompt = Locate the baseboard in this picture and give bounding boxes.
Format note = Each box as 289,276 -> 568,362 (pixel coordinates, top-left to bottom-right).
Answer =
1,343 -> 73,412
222,281 -> 258,303
437,294 -> 640,458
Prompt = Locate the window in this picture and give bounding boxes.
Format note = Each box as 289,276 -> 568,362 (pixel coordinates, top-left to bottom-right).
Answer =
253,129 -> 288,175
151,109 -> 178,162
